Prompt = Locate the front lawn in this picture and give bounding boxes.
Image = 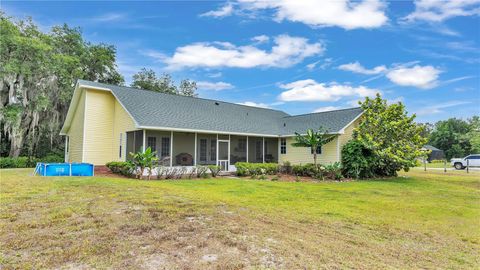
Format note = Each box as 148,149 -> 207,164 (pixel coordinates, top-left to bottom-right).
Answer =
1,169 -> 479,269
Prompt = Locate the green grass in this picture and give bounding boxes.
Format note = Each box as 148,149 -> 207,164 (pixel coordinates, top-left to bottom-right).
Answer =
1,169 -> 479,269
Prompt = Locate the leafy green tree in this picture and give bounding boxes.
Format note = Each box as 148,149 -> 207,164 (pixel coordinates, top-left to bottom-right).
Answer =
130,147 -> 158,180
0,14 -> 123,158
292,127 -> 335,167
354,94 -> 427,176
130,68 -> 197,96
428,117 -> 479,159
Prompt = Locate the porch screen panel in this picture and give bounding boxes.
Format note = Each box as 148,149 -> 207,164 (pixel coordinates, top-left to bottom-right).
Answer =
248,137 -> 263,163
145,130 -> 171,165
173,132 -> 195,166
134,130 -> 143,153
264,138 -> 278,163
230,135 -> 247,164
196,134 -> 217,165
126,131 -> 135,161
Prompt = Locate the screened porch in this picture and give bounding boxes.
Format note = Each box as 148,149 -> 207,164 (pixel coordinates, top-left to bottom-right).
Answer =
125,130 -> 278,172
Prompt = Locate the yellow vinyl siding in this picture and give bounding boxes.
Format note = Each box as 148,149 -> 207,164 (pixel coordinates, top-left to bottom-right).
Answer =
279,136 -> 339,165
112,99 -> 137,161
83,89 -> 115,165
66,90 -> 86,163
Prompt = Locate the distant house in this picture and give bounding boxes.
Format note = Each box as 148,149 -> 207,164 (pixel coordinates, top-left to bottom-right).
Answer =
60,80 -> 363,171
423,145 -> 445,161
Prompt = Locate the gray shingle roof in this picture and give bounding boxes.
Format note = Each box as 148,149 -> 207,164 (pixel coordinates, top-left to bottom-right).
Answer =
77,80 -> 362,136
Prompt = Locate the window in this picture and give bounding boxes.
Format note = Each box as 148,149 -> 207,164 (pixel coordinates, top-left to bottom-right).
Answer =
65,136 -> 69,153
147,137 -> 156,152
161,137 -> 170,157
200,139 -> 207,162
311,146 -> 322,154
210,139 -> 216,161
119,133 -> 122,158
280,138 -> 286,154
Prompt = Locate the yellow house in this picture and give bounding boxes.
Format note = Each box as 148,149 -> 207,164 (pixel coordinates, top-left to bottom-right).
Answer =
60,80 -> 363,171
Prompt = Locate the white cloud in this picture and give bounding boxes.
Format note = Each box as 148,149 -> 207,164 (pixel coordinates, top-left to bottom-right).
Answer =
237,101 -> 271,108
338,61 -> 387,75
313,106 -> 343,113
163,34 -> 324,69
251,35 -> 270,43
386,65 -> 441,89
200,3 -> 234,18
197,81 -> 234,91
416,101 -> 472,116
403,0 -> 480,22
236,0 -> 388,29
139,49 -> 167,62
278,79 -> 379,102
307,58 -> 334,71
207,72 -> 222,78
91,13 -> 127,22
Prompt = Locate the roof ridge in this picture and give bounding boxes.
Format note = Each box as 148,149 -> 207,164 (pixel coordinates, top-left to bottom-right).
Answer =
282,107 -> 362,119
78,79 -> 290,115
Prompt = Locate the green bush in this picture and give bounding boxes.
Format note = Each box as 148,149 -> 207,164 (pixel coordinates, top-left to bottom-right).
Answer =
235,162 -> 279,176
341,139 -> 376,179
106,161 -> 134,177
324,162 -> 343,180
292,163 -> 320,177
39,154 -> 64,163
0,157 -> 37,168
207,165 -> 221,177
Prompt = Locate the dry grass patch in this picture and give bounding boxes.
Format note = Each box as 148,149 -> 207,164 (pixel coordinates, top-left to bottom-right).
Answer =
0,168 -> 479,269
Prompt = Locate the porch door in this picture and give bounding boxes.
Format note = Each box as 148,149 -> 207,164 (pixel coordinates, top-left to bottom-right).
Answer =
218,140 -> 229,171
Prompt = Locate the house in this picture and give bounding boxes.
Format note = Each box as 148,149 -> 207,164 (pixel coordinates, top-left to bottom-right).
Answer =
60,80 -> 363,171
422,145 -> 445,162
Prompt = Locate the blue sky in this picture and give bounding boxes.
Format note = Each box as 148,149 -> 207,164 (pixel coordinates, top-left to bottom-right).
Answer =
3,1 -> 480,123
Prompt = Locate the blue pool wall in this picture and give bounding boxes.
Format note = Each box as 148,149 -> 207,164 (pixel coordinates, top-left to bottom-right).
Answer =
36,163 -> 94,176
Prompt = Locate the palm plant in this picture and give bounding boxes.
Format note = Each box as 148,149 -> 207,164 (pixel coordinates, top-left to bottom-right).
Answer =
130,147 -> 158,179
292,127 -> 336,167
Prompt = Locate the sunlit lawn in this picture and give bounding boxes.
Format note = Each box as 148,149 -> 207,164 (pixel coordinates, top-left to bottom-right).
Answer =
1,168 -> 479,269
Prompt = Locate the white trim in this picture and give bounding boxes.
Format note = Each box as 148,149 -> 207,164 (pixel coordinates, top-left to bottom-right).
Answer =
336,136 -> 340,162
216,134 -> 219,166
262,137 -> 265,163
246,136 -> 249,163
139,125 -> 279,138
170,131 -> 173,167
81,90 -> 88,163
338,111 -> 364,134
228,134 -> 231,166
194,132 -> 197,166
64,136 -> 68,163
142,129 -> 146,152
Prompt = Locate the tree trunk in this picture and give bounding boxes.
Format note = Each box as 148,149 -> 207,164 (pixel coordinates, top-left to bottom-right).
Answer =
313,151 -> 317,166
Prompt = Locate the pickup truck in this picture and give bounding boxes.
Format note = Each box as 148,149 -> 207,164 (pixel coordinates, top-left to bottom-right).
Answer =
451,154 -> 480,170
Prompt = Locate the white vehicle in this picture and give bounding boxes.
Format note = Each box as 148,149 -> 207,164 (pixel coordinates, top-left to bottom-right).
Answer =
451,154 -> 480,170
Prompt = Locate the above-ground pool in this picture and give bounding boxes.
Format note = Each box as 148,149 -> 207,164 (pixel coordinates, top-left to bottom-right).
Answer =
34,163 -> 94,176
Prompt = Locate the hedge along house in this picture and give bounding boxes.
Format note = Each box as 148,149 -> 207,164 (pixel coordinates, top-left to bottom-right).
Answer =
60,80 -> 363,172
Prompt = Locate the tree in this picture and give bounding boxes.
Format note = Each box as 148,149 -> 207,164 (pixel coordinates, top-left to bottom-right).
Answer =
130,68 -> 197,96
428,117 -> 479,159
292,127 -> 335,166
130,147 -> 158,180
0,14 -> 123,158
354,94 -> 426,177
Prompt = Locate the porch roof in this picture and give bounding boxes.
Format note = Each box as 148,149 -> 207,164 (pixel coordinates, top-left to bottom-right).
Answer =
76,80 -> 363,136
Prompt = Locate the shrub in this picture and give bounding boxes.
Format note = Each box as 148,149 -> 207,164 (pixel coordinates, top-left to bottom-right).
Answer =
196,165 -> 208,178
208,165 -> 221,177
39,154 -> 64,163
280,161 -> 292,174
234,162 -> 279,176
0,157 -> 37,168
106,161 -> 134,177
324,162 -> 343,180
341,139 -> 376,179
